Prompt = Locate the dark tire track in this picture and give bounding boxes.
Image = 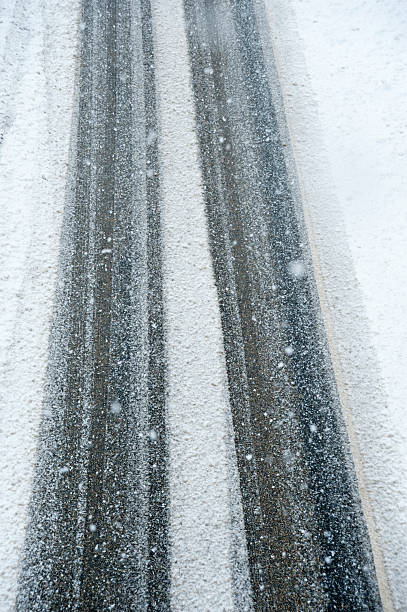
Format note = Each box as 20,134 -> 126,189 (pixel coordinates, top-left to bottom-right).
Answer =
184,0 -> 383,609
141,0 -> 170,606
16,0 -> 169,609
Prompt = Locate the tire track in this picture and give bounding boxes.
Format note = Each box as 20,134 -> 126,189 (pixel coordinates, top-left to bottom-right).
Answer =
17,0 -> 168,609
141,0 -> 170,605
184,0 -> 383,609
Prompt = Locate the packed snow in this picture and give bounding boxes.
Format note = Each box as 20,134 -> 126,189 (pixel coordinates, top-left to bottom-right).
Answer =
151,0 -> 252,608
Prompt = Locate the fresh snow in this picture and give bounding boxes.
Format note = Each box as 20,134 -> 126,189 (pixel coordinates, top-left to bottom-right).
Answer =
263,0 -> 407,609
0,0 -> 80,607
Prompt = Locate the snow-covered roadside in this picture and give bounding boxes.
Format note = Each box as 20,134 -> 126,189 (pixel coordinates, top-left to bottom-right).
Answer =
261,0 -> 407,609
0,1 -> 80,607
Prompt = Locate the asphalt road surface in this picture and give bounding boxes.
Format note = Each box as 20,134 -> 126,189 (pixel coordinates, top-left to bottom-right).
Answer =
17,0 -> 383,610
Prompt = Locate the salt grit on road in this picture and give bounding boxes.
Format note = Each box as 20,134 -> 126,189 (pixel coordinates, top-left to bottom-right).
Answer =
0,0 -> 80,607
263,0 -> 407,609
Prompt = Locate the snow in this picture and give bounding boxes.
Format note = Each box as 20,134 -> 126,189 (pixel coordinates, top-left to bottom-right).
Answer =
0,0 -> 80,607
148,429 -> 158,442
288,258 -> 306,278
263,0 -> 407,609
110,400 -> 122,415
151,0 -> 252,609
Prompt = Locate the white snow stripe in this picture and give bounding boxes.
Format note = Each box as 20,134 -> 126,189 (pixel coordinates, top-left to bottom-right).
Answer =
151,0 -> 247,609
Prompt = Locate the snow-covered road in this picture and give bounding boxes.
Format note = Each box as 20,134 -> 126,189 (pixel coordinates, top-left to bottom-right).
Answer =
1,0 -> 405,610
